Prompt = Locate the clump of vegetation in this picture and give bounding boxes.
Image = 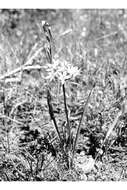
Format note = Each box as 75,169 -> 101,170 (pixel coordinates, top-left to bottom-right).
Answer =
0,9 -> 127,181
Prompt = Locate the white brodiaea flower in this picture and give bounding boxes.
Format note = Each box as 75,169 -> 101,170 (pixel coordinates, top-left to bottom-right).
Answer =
44,60 -> 59,81
45,58 -> 80,84
67,65 -> 80,78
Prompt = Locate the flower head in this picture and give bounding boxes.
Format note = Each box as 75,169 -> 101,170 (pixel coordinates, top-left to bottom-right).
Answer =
45,58 -> 80,84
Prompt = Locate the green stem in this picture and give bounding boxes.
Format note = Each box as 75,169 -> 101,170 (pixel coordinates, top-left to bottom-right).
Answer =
71,87 -> 94,166
47,89 -> 62,142
62,84 -> 71,144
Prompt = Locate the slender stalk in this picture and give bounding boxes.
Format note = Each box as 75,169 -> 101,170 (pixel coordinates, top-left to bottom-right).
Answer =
47,89 -> 70,168
2,117 -> 10,154
2,92 -> 10,154
6,129 -> 10,153
43,21 -> 70,168
71,87 -> 94,165
47,89 -> 62,142
95,110 -> 122,162
62,84 -> 71,143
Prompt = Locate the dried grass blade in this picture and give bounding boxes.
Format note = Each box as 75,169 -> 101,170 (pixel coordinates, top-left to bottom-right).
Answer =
104,110 -> 122,143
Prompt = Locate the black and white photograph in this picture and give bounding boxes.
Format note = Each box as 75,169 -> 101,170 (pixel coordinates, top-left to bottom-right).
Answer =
0,6 -> 127,182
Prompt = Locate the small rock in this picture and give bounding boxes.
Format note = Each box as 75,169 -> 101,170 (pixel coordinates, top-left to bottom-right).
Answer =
87,174 -> 95,181
80,173 -> 87,181
74,155 -> 95,174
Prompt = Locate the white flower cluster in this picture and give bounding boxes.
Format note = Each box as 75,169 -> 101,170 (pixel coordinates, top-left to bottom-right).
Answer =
45,58 -> 80,84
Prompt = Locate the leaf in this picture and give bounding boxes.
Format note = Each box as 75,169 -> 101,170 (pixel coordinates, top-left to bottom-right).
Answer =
104,110 -> 122,142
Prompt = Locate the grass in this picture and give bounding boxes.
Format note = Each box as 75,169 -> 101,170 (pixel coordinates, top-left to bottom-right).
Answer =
0,9 -> 127,181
